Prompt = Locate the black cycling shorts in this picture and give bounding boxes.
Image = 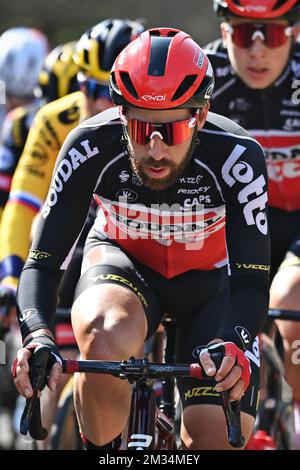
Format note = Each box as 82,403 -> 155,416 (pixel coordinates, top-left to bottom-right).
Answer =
74,230 -> 260,418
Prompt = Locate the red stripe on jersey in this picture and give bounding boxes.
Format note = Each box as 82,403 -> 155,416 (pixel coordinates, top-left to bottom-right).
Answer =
7,198 -> 40,213
254,134 -> 300,148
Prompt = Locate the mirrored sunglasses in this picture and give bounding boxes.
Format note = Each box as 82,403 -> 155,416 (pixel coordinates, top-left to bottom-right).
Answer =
121,110 -> 199,147
80,77 -> 111,101
225,22 -> 293,49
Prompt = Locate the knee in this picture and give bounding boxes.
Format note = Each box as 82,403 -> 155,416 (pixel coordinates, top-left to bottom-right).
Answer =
276,320 -> 300,346
71,284 -> 147,360
181,405 -> 254,450
84,316 -> 134,360
73,308 -> 145,360
270,268 -> 300,309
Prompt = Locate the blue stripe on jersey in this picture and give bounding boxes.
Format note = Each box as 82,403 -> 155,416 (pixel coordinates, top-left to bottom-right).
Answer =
0,255 -> 24,280
8,190 -> 42,211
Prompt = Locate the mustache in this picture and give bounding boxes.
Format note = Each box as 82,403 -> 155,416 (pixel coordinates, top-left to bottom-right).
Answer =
139,157 -> 173,169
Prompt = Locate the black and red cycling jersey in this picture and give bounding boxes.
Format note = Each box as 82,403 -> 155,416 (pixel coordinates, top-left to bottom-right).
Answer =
17,106 -> 270,346
204,39 -> 300,212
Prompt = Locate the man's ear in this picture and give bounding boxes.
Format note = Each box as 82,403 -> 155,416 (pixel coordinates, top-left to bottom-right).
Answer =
197,104 -> 210,129
292,25 -> 300,41
220,22 -> 228,48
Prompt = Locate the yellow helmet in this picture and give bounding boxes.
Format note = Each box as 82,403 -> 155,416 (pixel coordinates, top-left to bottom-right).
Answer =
38,41 -> 79,101
73,19 -> 144,83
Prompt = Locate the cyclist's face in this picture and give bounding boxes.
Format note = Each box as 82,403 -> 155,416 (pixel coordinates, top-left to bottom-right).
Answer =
125,107 -> 208,190
85,96 -> 112,117
80,78 -> 113,117
221,18 -> 297,89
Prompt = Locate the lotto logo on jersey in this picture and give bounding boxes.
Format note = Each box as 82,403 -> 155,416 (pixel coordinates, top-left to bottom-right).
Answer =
222,144 -> 268,235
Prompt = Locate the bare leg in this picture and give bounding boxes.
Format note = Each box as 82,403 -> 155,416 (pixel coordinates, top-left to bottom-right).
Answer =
270,267 -> 300,402
181,404 -> 254,450
72,284 -> 147,445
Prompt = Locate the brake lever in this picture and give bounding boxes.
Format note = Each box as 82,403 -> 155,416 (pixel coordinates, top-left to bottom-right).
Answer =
220,391 -> 245,447
20,346 -> 52,440
210,350 -> 245,448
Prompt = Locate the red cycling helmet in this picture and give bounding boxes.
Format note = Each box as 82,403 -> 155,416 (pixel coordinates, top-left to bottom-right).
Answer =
214,0 -> 300,21
109,27 -> 214,109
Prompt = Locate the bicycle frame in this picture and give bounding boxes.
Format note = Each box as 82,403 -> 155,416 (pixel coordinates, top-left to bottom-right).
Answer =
127,317 -> 178,450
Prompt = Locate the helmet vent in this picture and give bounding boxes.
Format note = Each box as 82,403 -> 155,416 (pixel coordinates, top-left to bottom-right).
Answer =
193,76 -> 212,102
149,30 -> 161,36
83,49 -> 89,67
120,71 -> 139,99
171,75 -> 197,101
148,36 -> 172,76
167,31 -> 178,37
194,76 -> 211,94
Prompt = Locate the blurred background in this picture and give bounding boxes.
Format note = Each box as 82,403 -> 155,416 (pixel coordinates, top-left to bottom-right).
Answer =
0,0 -> 220,46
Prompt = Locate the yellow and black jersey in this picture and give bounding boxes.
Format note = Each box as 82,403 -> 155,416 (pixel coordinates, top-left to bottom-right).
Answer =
0,91 -> 85,288
0,99 -> 42,220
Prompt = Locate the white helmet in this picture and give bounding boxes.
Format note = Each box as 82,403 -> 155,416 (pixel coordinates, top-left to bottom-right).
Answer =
0,27 -> 49,98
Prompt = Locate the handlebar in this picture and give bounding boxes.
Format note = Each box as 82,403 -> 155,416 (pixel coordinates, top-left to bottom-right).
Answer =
62,356 -> 204,380
268,308 -> 300,321
63,356 -> 244,448
20,348 -> 245,448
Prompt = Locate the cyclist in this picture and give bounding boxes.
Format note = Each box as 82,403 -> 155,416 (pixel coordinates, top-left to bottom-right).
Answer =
206,0 -> 300,446
0,41 -> 79,223
0,27 -> 49,129
2,19 -> 144,449
12,28 -> 270,450
38,41 -> 80,103
0,27 -> 50,219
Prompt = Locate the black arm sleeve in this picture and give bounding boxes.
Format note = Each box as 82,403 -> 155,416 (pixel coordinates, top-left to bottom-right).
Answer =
217,138 -> 270,350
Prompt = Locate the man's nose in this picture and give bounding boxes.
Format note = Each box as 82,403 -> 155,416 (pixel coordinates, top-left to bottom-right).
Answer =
148,135 -> 168,160
249,37 -> 267,57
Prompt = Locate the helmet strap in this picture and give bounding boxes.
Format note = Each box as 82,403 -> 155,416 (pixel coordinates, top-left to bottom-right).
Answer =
120,126 -> 130,153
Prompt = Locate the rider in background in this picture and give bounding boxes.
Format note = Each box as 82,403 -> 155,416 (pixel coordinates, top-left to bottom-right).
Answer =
0,42 -> 79,223
205,0 -> 300,447
0,27 -> 49,131
0,27 -> 50,220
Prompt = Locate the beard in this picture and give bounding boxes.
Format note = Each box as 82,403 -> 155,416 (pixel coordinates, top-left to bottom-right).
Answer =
127,145 -> 191,190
